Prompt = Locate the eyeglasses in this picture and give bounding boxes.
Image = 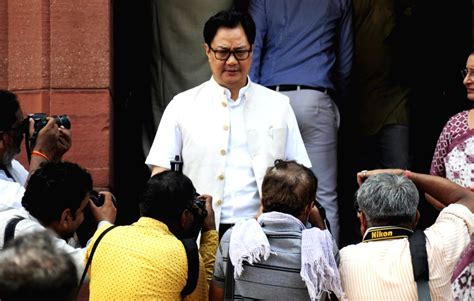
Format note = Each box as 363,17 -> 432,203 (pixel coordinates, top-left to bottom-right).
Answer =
461,68 -> 474,80
209,46 -> 252,61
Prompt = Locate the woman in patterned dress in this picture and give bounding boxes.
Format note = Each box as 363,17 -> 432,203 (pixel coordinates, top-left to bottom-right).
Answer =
430,51 -> 474,300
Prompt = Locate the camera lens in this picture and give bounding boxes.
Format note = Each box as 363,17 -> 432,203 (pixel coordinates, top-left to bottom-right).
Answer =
55,115 -> 71,129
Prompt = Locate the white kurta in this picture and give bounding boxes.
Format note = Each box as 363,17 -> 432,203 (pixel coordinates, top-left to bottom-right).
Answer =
146,77 -> 310,226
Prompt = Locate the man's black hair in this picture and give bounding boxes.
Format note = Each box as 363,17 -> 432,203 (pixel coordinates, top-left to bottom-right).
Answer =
0,90 -> 20,132
140,170 -> 196,227
21,161 -> 93,225
203,9 -> 256,46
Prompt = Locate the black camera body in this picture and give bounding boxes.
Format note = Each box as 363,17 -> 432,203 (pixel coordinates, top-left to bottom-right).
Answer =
190,198 -> 207,218
90,190 -> 105,207
26,113 -> 71,154
29,113 -> 71,133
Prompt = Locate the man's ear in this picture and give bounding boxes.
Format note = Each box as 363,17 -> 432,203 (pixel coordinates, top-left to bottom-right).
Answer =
413,210 -> 420,229
180,209 -> 193,230
204,43 -> 210,57
358,211 -> 367,235
60,208 -> 73,227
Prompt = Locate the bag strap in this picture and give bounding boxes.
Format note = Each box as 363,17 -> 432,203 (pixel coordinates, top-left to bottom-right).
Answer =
408,229 -> 431,301
314,199 -> 331,233
77,225 -> 117,290
224,242 -> 235,301
77,225 -> 201,297
180,238 -> 200,297
4,216 -> 25,245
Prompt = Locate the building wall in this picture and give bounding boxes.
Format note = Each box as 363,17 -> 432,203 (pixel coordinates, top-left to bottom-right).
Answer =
0,0 -> 112,188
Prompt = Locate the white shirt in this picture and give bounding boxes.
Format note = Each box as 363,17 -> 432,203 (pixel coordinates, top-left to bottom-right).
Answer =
221,81 -> 259,223
0,159 -> 28,211
146,77 -> 311,226
0,207 -> 85,279
339,204 -> 474,301
0,207 -> 111,279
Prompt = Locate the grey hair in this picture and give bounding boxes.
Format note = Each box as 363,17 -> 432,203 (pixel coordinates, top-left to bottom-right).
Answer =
0,230 -> 78,301
355,173 -> 419,226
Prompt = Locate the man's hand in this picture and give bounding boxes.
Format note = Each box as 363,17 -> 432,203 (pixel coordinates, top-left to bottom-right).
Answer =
31,117 -> 71,161
357,168 -> 405,186
89,191 -> 117,224
55,126 -> 72,159
200,194 -> 216,232
308,205 -> 326,230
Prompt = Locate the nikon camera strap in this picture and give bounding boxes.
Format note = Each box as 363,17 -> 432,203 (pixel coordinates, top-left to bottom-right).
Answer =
363,226 -> 430,300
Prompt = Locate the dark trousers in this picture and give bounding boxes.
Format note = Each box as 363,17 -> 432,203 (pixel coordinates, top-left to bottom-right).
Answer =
359,124 -> 410,170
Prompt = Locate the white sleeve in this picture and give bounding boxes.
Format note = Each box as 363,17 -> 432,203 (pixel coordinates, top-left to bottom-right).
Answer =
14,218 -> 86,279
145,99 -> 183,169
0,181 -> 25,211
285,105 -> 312,167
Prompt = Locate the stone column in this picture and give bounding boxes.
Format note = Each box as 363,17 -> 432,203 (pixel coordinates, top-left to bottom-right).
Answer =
0,0 -> 112,188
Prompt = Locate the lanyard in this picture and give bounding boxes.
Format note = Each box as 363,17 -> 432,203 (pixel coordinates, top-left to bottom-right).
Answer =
362,226 -> 414,243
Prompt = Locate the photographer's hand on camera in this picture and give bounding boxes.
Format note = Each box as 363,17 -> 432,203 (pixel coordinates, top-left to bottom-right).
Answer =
200,194 -> 216,232
89,191 -> 117,224
34,117 -> 71,161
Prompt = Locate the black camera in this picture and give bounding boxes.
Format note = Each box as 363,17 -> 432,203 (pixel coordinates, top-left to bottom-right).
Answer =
25,113 -> 71,155
29,113 -> 71,133
90,190 -> 105,207
189,197 -> 208,218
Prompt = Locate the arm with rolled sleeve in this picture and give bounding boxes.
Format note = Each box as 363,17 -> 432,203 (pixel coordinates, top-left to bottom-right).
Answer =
199,229 -> 219,285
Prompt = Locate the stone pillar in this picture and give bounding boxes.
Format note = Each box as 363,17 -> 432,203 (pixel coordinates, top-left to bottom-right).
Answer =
0,0 -> 112,188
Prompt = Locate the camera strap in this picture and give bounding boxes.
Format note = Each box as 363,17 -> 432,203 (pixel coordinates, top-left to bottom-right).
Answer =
77,224 -> 200,297
78,224 -> 118,292
362,226 -> 430,300
180,238 -> 200,297
3,216 -> 25,246
24,125 -> 34,164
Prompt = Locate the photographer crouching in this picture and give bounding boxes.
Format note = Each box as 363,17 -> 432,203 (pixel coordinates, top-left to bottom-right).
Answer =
84,171 -> 219,300
0,89 -> 71,211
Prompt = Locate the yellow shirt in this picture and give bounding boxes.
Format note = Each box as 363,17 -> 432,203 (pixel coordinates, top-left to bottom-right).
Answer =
85,217 -> 218,300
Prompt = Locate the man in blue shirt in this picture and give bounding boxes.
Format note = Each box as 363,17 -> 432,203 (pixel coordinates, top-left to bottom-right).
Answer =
249,0 -> 353,244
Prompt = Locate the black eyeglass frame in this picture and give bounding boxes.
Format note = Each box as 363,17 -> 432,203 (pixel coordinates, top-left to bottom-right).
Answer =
208,46 -> 252,61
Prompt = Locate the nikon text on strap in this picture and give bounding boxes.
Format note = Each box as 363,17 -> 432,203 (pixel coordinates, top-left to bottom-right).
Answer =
362,226 -> 413,242
362,226 -> 431,300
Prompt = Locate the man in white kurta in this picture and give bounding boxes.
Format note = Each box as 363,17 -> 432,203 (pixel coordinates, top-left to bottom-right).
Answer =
145,10 -> 310,231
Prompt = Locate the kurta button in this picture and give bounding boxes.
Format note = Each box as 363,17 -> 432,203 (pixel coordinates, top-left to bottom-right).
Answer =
221,101 -> 227,107
218,174 -> 225,181
216,199 -> 223,206
223,125 -> 229,131
220,149 -> 226,156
